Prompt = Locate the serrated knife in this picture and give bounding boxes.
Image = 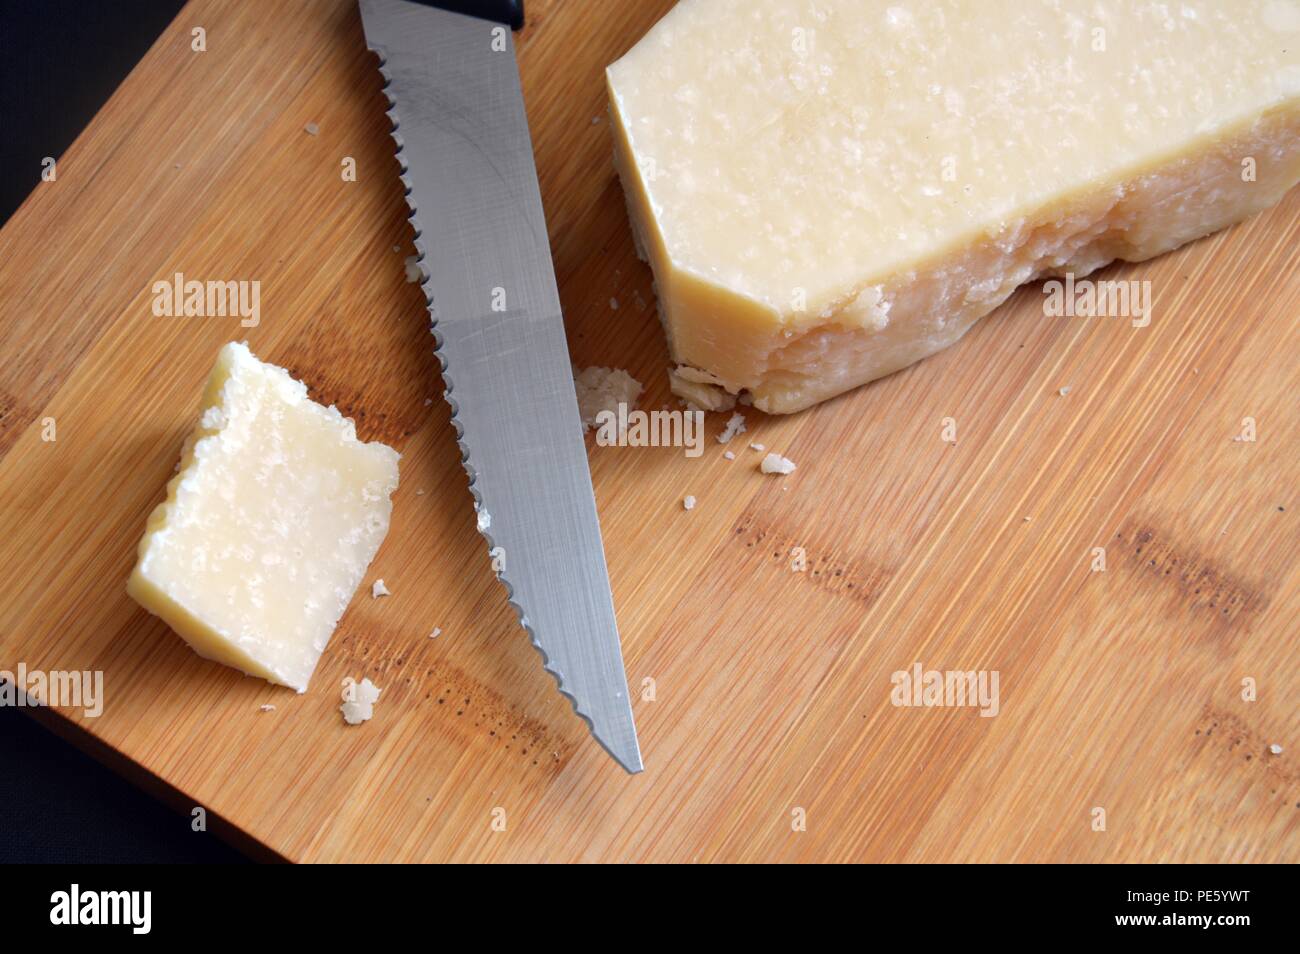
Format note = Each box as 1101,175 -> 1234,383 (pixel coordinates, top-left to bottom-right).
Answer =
358,0 -> 642,772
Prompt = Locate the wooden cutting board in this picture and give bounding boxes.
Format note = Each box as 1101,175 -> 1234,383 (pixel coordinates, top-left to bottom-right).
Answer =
1,0 -> 1297,863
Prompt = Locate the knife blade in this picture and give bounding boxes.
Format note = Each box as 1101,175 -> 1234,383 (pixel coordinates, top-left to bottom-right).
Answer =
358,0 -> 642,772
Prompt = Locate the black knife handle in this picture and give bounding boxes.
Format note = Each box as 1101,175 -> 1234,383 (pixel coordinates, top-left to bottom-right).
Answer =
415,0 -> 524,30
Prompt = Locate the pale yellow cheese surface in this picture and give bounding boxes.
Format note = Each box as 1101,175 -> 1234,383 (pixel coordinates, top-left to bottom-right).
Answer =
127,342 -> 400,692
608,0 -> 1300,412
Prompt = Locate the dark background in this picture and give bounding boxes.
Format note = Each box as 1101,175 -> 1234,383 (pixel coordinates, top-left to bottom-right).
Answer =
0,0 -> 181,223
0,0 -> 247,863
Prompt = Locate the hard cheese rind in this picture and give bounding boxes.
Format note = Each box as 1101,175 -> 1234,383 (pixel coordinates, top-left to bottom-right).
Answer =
127,342 -> 400,692
607,0 -> 1300,413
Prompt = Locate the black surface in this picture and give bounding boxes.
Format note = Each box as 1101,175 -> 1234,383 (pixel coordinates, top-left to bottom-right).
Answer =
0,0 -> 187,226
0,706 -> 247,863
1,0 -> 248,862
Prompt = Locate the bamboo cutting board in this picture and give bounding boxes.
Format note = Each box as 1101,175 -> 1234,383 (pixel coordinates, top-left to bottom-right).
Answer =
1,0 -> 1297,863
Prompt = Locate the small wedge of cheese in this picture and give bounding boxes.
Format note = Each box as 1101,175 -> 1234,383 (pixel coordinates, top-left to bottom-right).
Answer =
127,342 -> 400,692
608,0 -> 1300,413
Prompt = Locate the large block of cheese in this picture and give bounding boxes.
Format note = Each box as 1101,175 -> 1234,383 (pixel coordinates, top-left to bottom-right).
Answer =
607,0 -> 1300,413
127,342 -> 399,692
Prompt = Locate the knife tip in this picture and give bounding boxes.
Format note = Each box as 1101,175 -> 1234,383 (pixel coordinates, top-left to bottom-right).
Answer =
613,751 -> 645,775
593,731 -> 644,775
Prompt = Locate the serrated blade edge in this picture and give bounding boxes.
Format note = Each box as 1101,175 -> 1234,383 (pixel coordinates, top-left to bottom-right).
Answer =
359,0 -> 642,773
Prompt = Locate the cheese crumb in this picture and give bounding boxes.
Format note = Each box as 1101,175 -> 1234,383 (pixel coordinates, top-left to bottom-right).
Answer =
259,704 -> 276,712
372,579 -> 390,598
750,442 -> 766,452
717,411 -> 747,444
574,366 -> 643,432
304,122 -> 319,136
430,627 -> 441,639
683,495 -> 697,510
760,453 -> 796,475
723,450 -> 736,460
1269,743 -> 1284,755
404,256 -> 422,283
1058,386 -> 1072,396
340,677 -> 382,725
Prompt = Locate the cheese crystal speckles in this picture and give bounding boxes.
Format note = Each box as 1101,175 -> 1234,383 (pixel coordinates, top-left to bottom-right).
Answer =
608,0 -> 1300,413
127,342 -> 400,692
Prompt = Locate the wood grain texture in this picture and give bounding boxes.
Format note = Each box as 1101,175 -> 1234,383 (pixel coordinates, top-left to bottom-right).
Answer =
1,0 -> 1297,863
